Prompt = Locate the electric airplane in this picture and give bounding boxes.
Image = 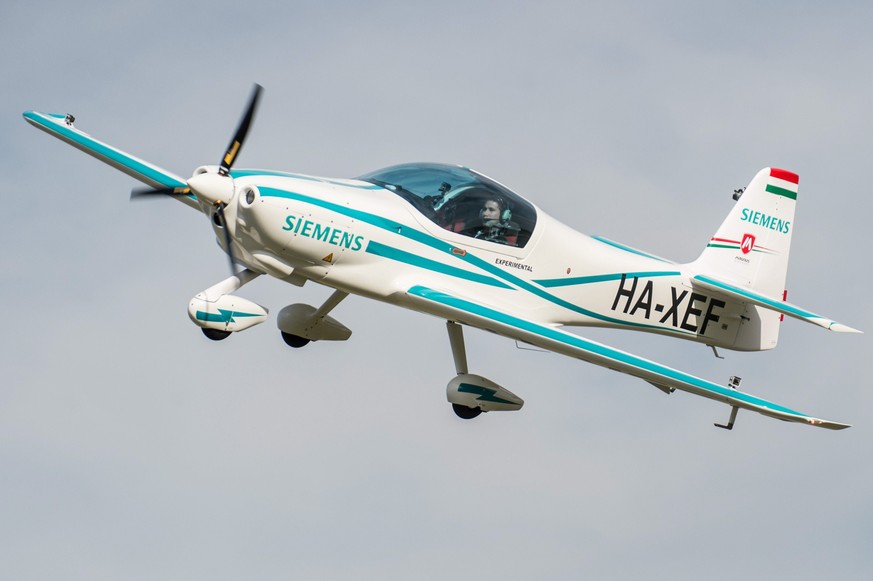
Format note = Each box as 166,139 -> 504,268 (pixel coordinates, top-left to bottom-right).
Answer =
23,85 -> 861,430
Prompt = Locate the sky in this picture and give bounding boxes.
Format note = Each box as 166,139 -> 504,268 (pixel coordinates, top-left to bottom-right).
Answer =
2,1 -> 872,579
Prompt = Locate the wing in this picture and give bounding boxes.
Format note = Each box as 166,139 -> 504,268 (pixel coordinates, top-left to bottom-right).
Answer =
23,111 -> 198,209
693,274 -> 861,333
405,285 -> 850,430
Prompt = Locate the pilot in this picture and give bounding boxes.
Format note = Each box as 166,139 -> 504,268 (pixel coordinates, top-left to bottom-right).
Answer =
465,196 -> 519,245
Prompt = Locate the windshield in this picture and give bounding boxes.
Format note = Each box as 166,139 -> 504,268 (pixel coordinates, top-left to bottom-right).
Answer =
358,163 -> 537,247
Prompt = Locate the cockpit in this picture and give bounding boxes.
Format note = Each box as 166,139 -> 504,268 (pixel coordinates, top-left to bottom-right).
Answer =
358,163 -> 537,247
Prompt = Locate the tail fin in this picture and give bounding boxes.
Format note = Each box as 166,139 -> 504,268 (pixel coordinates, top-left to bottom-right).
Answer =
695,167 -> 797,294
692,168 -> 799,350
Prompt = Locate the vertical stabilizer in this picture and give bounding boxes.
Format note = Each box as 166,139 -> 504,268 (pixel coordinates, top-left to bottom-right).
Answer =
692,168 -> 799,350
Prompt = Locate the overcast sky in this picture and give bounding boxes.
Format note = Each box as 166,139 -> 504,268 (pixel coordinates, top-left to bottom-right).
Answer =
2,1 -> 871,579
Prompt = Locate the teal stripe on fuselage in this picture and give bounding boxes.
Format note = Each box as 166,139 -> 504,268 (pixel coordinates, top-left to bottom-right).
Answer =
366,241 -> 512,289
259,186 -> 687,333
409,285 -> 806,417
535,270 -> 681,288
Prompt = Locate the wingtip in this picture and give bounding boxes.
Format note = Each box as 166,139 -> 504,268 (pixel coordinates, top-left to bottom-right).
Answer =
828,322 -> 863,334
756,407 -> 851,430
22,110 -> 53,120
814,419 -> 852,430
22,111 -> 69,130
799,414 -> 851,430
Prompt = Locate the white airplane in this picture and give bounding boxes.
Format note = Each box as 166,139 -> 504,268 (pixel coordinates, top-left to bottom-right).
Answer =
24,85 -> 861,430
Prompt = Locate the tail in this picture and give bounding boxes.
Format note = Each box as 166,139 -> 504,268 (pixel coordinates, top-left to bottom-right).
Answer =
691,168 -> 859,350
696,167 -> 797,296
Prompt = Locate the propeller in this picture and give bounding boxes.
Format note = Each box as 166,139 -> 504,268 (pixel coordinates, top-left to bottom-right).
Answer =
130,84 -> 264,275
219,83 -> 262,176
130,185 -> 191,200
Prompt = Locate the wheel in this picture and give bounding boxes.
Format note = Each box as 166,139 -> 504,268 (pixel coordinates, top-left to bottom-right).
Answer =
202,328 -> 231,341
452,403 -> 482,420
281,331 -> 310,348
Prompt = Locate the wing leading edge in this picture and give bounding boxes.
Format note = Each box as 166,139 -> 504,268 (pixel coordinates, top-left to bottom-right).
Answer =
406,285 -> 850,430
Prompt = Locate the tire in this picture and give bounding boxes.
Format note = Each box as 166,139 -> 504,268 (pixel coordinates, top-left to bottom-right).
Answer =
281,331 -> 310,348
452,403 -> 482,420
202,328 -> 231,341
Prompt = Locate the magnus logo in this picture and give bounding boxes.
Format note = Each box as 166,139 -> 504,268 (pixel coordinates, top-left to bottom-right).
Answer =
283,215 -> 365,251
740,208 -> 791,234
741,233 -> 755,254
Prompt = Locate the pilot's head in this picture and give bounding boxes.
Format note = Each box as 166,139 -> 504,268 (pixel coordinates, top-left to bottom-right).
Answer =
481,197 -> 506,222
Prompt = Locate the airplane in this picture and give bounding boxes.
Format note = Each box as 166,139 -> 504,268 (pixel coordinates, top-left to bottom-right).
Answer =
23,84 -> 861,430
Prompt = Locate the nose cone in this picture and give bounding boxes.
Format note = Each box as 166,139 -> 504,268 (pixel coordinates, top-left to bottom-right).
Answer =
187,171 -> 234,205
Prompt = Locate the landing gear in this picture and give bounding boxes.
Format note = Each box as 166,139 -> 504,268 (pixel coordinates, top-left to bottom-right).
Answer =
452,403 -> 482,420
189,270 -> 267,339
444,321 -> 524,419
281,331 -> 310,348
202,328 -> 231,341
277,289 -> 351,347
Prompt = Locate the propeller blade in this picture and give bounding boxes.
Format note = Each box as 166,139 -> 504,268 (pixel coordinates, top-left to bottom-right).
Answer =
130,186 -> 192,200
213,202 -> 238,275
219,83 -> 263,176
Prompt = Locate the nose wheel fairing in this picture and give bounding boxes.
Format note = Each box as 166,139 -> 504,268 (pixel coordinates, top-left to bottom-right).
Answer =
188,270 -> 268,336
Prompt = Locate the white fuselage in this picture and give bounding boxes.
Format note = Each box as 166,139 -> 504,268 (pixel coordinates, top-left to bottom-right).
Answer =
219,171 -> 748,349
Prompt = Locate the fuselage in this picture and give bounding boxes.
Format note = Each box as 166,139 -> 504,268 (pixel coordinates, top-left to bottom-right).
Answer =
214,164 -> 748,350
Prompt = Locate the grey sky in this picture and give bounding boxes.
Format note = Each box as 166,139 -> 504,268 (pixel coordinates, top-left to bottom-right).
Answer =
2,1 -> 871,579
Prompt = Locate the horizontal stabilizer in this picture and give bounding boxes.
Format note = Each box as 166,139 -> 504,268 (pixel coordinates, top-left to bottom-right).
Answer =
23,111 -> 197,208
693,275 -> 862,334
406,285 -> 850,430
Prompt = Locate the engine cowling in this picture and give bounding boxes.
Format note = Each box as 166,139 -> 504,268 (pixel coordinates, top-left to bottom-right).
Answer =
446,374 -> 524,412
188,293 -> 268,333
